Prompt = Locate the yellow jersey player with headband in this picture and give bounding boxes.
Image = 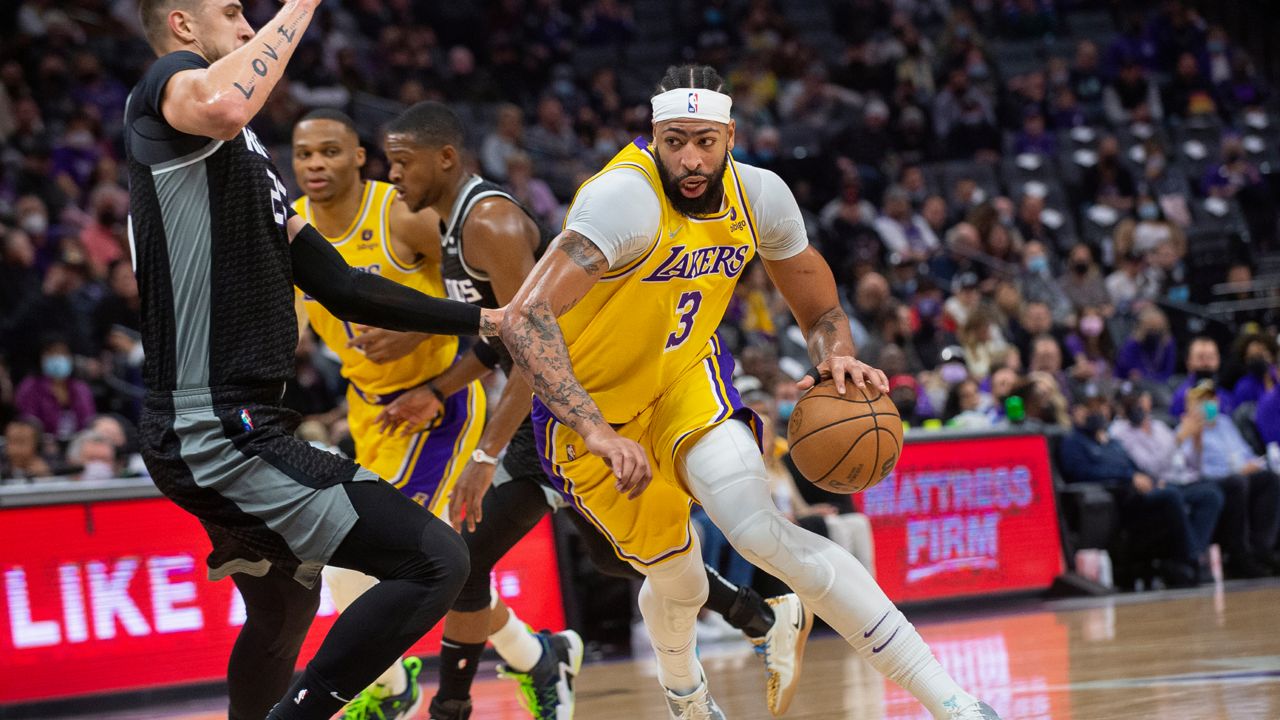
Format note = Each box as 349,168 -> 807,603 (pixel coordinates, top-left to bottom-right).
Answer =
503,65 -> 1002,720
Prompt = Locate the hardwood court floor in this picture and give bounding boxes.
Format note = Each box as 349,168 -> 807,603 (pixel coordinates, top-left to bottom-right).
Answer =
32,582 -> 1280,720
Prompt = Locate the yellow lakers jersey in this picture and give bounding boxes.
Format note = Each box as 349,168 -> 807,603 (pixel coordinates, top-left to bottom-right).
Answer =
561,140 -> 758,424
294,180 -> 456,397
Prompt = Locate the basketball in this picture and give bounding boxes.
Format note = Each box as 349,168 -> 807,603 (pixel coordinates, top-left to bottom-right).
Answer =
786,380 -> 903,494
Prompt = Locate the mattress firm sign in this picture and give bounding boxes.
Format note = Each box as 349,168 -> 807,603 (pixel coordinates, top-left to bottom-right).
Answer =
862,434 -> 1064,602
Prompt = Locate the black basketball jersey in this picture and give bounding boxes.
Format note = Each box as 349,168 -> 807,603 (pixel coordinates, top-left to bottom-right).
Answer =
126,52 -> 297,404
439,176 -> 549,309
438,176 -> 550,479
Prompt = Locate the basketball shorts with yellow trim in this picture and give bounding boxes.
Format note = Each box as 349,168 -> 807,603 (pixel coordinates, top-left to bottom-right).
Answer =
531,336 -> 761,567
346,380 -> 485,518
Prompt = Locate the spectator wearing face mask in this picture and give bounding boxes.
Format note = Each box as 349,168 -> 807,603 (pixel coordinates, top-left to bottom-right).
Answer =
1171,337 -> 1233,417
1065,306 -> 1116,397
1179,382 -> 1280,577
65,429 -> 119,481
14,336 -> 94,442
1058,243 -> 1112,313
888,374 -> 926,426
1019,242 -> 1072,323
1104,249 -> 1158,313
1060,386 -> 1201,587
1111,387 -> 1223,582
1230,334 -> 1277,408
1,418 -> 53,481
1115,307 -> 1177,383
909,280 -> 955,371
772,378 -> 800,429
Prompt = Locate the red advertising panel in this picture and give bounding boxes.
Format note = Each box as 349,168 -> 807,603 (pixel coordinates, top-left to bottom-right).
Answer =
0,498 -> 564,704
862,434 -> 1064,602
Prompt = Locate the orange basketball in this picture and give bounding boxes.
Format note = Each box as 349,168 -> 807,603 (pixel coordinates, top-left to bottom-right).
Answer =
786,380 -> 903,494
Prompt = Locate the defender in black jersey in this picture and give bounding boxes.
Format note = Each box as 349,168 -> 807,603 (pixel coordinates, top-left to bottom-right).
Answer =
378,102 -> 787,720
127,4 -> 497,720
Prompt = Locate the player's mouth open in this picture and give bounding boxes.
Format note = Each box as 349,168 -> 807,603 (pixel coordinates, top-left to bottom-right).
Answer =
304,177 -> 330,190
680,177 -> 707,197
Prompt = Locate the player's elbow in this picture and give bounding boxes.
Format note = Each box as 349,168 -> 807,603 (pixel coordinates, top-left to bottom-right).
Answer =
201,99 -> 251,141
498,304 -> 528,351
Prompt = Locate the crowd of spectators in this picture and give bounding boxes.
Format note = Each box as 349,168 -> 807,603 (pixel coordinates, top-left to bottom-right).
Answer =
1,1 -> 1279,590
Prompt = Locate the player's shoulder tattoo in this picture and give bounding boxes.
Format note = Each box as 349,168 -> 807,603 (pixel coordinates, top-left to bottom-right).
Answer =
556,230 -> 606,275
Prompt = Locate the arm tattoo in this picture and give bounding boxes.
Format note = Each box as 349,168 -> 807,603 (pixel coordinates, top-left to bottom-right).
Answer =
558,230 -> 606,275
503,298 -> 607,436
807,306 -> 851,364
232,8 -> 310,100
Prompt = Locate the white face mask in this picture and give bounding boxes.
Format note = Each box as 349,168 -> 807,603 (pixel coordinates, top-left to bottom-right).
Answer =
21,214 -> 48,236
80,460 -> 115,481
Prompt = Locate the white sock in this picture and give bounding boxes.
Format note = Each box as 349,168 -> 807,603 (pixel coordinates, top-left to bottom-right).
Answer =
849,608 -> 976,719
637,540 -> 709,695
372,659 -> 409,697
489,608 -> 543,673
322,566 -> 407,697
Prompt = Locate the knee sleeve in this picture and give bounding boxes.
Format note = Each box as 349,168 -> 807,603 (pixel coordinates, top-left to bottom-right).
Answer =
683,421 -> 843,600
725,508 -> 843,600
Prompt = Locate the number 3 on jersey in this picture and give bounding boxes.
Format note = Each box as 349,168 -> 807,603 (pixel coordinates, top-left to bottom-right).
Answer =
665,290 -> 703,350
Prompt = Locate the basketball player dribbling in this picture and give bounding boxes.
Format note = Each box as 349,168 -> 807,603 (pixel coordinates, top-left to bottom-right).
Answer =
126,2 -> 498,719
289,110 -> 489,719
502,65 -> 1002,719
377,101 -> 809,719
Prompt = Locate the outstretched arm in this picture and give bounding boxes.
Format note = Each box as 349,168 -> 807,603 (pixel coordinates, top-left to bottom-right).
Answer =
763,246 -> 887,395
161,0 -> 321,140
501,230 -> 651,495
290,218 -> 499,337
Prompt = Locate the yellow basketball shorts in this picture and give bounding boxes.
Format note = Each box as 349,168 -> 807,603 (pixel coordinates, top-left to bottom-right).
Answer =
346,380 -> 485,518
531,340 -> 761,567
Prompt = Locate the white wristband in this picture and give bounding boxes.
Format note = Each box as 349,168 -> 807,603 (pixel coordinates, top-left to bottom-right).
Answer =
471,449 -> 500,466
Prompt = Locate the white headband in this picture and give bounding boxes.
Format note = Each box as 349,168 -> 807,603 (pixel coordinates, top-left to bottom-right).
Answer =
651,88 -> 733,124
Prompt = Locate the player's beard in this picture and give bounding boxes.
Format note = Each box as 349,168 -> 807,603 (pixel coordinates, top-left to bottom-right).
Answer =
654,150 -> 729,218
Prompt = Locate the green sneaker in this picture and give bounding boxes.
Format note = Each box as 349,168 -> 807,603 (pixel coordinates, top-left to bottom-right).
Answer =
339,656 -> 425,720
498,630 -> 584,720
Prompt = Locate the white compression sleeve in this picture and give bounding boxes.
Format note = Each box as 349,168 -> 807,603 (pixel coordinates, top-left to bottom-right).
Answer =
681,421 -> 977,719
321,566 -> 408,695
635,528 -> 709,695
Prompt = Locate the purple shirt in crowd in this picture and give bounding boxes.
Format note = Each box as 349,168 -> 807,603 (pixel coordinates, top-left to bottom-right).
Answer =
1258,388 -> 1280,447
14,376 -> 96,440
1231,368 -> 1278,408
1114,337 -> 1177,382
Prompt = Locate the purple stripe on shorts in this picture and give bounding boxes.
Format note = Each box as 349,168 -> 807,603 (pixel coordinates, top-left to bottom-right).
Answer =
709,334 -> 764,451
400,386 -> 470,497
530,398 -> 574,500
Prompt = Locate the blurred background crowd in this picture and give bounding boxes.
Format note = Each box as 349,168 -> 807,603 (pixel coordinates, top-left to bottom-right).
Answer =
1,0 -> 1279,593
